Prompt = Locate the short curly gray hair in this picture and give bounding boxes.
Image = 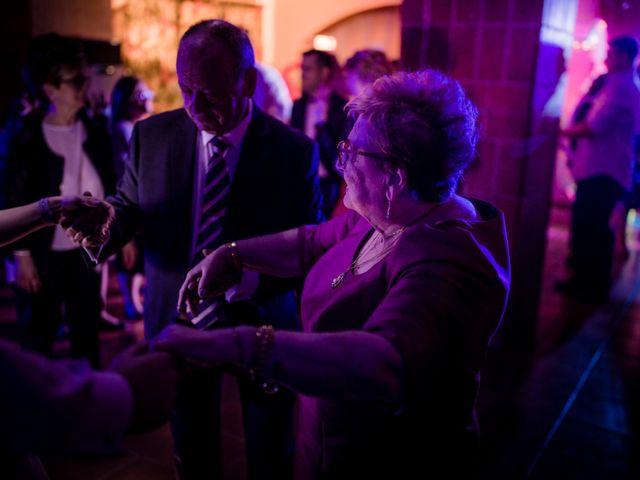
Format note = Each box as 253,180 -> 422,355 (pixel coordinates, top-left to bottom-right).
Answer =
347,69 -> 478,202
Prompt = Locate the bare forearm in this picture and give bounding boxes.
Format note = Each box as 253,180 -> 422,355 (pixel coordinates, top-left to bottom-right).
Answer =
237,328 -> 404,405
236,228 -> 302,277
0,202 -> 50,248
154,325 -> 404,404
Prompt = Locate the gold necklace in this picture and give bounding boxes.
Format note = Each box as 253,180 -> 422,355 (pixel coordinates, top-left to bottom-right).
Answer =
330,201 -> 446,289
331,227 -> 405,289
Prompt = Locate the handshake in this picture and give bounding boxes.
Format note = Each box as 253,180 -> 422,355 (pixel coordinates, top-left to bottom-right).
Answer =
47,193 -> 115,247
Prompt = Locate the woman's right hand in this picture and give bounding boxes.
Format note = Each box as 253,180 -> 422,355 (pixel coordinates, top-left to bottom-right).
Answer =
15,255 -> 41,293
177,246 -> 241,315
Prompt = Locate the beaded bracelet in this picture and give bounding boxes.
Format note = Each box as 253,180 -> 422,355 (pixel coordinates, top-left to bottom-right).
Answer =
249,325 -> 279,395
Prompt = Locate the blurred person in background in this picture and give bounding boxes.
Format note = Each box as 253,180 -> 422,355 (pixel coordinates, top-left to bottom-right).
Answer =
4,33 -> 116,368
343,49 -> 395,101
327,49 -> 396,217
558,35 -> 640,303
109,75 -> 153,319
254,61 -> 293,123
291,49 -> 350,218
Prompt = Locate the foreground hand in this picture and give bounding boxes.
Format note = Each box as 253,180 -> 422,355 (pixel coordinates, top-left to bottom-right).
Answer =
50,193 -> 115,247
151,324 -> 229,367
151,324 -> 204,359
109,342 -> 179,434
177,246 -> 240,315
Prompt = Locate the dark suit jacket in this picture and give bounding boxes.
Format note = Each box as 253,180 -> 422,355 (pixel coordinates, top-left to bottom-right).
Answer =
290,92 -> 350,178
5,111 -> 116,266
104,107 -> 323,337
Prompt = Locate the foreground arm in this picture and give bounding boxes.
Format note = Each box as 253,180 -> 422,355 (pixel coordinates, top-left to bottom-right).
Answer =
0,202 -> 49,247
0,339 -> 178,455
0,196 -> 114,249
0,338 -> 131,455
153,325 -> 404,406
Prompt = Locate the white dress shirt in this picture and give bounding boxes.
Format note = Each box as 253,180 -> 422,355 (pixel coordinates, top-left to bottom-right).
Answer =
43,120 -> 105,251
572,70 -> 640,187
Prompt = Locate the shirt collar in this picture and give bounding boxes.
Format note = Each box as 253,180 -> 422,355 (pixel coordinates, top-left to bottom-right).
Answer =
201,101 -> 253,151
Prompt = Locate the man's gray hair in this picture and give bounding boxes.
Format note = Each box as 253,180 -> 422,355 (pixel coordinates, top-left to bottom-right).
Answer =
179,19 -> 255,79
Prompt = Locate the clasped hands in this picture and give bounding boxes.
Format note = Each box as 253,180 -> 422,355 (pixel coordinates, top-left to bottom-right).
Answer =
51,192 -> 115,247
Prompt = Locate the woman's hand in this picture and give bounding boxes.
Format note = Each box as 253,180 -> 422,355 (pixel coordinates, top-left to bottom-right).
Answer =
151,324 -> 202,358
151,324 -> 239,367
15,255 -> 41,293
177,246 -> 241,315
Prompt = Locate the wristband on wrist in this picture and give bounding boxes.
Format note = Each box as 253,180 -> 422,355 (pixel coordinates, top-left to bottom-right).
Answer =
37,198 -> 55,224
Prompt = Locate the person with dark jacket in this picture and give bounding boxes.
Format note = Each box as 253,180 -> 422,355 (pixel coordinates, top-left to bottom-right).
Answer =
291,49 -> 351,218
109,75 -> 154,319
5,33 -> 116,368
66,20 -> 323,479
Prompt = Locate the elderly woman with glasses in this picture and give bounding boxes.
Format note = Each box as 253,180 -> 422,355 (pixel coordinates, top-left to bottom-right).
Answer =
154,69 -> 510,478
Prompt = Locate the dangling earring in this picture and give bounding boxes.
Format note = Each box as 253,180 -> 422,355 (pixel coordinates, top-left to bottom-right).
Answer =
385,190 -> 392,220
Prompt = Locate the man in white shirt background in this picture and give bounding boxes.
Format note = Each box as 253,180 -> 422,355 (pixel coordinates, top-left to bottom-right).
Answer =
558,35 -> 640,303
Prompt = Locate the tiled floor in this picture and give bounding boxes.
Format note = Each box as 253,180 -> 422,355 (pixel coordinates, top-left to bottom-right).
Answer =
3,205 -> 640,479
478,206 -> 640,479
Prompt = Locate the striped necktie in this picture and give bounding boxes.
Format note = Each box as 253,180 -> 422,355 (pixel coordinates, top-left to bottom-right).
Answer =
194,136 -> 230,259
189,136 -> 230,330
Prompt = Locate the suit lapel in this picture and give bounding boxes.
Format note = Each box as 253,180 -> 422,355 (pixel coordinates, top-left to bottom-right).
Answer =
225,108 -> 269,238
169,111 -> 198,257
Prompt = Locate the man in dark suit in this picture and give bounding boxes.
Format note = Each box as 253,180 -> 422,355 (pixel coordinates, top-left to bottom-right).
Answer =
92,20 -> 322,479
291,49 -> 350,218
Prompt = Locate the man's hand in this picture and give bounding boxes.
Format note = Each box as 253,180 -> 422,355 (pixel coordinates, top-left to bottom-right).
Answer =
109,342 -> 179,434
49,193 -> 115,247
177,246 -> 241,316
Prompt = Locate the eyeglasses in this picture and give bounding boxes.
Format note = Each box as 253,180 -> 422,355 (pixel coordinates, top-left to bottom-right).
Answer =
336,140 -> 394,169
59,73 -> 89,89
